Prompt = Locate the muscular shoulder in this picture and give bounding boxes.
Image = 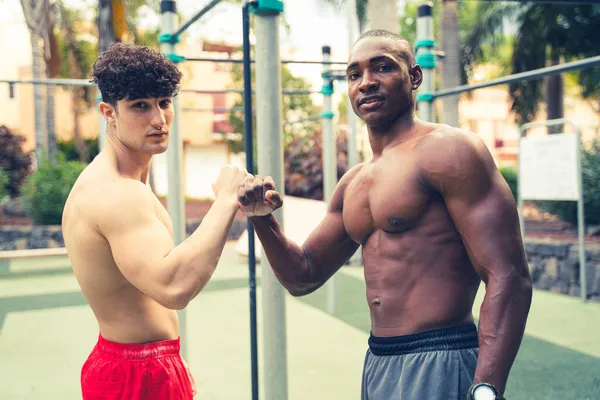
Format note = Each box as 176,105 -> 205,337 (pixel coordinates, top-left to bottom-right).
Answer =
95,179 -> 157,231
338,163 -> 366,191
328,163 -> 366,211
415,127 -> 496,194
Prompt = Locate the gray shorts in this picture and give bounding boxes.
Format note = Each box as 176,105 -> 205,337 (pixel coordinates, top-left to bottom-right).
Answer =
361,324 -> 479,400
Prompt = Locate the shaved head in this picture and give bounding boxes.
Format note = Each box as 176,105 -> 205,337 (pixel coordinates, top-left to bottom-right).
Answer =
354,29 -> 416,66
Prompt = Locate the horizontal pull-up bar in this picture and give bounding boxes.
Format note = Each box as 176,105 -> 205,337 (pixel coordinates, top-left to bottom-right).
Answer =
184,57 -> 347,66
0,78 -> 95,87
182,88 -> 320,95
0,80 -> 321,96
432,54 -> 600,99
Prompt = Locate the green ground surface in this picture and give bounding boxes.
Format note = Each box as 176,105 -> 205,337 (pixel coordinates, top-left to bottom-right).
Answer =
1,244 -> 599,399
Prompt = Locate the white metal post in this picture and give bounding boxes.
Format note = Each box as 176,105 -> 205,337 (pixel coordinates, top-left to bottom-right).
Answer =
160,0 -> 187,358
253,2 -> 289,398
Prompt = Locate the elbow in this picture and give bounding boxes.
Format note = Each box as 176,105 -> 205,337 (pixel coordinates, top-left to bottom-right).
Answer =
286,282 -> 321,297
287,286 -> 311,297
493,270 -> 533,306
520,274 -> 533,306
161,285 -> 199,310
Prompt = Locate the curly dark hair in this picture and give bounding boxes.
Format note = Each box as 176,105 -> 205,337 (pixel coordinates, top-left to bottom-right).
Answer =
91,43 -> 183,106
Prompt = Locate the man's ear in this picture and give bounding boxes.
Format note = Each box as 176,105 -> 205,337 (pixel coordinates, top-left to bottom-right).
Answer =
99,102 -> 117,127
410,65 -> 423,91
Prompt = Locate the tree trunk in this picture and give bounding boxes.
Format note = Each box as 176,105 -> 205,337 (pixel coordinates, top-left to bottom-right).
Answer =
45,12 -> 60,164
440,0 -> 460,127
72,88 -> 88,163
46,85 -> 57,163
98,0 -> 116,54
30,33 -> 48,166
545,52 -> 564,134
365,0 -> 398,33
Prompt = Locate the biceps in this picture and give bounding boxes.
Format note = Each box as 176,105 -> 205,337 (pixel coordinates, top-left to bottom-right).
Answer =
107,217 -> 175,284
448,184 -> 526,280
303,211 -> 359,275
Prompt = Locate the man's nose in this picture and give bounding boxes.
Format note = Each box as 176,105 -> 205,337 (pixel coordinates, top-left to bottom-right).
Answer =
358,72 -> 379,93
151,107 -> 167,127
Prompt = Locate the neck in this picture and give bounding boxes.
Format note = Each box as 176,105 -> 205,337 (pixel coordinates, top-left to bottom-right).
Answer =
368,109 -> 418,157
104,132 -> 152,183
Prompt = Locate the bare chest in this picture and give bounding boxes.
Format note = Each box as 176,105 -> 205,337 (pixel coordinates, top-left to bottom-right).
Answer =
342,159 -> 431,244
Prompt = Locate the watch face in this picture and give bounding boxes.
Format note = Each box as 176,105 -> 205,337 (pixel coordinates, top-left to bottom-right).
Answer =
473,385 -> 496,400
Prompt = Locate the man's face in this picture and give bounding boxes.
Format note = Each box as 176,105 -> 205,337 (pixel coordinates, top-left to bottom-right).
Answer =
346,37 -> 421,128
108,97 -> 174,155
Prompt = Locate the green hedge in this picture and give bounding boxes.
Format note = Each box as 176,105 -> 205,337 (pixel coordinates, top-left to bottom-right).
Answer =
499,166 -> 518,202
21,156 -> 86,225
537,140 -> 600,226
58,138 -> 99,162
0,168 -> 9,202
500,141 -> 600,226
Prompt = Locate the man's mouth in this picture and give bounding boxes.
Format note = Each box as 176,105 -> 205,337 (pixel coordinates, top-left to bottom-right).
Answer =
358,95 -> 385,109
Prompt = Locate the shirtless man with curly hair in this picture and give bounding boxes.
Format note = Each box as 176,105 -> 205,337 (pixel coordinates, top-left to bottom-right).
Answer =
62,43 -> 249,399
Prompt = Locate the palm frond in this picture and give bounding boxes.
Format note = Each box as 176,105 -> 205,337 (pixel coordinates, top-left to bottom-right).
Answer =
461,1 -> 524,82
508,6 -> 547,125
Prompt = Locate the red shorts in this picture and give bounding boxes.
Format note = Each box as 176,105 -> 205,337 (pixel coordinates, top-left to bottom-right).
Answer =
81,334 -> 195,399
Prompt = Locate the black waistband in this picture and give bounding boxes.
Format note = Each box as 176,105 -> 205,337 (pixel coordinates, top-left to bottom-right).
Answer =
368,324 -> 479,356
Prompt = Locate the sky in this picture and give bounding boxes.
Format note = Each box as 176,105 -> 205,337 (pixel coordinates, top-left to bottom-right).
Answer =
0,0 -> 355,55
0,0 -> 407,96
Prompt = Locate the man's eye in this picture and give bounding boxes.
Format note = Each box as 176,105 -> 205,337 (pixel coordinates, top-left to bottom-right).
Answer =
134,103 -> 147,109
378,65 -> 392,72
348,72 -> 360,81
160,100 -> 172,108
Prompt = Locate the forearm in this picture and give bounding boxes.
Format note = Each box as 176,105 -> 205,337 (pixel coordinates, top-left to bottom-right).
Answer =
250,214 -> 318,295
163,196 -> 239,302
474,271 -> 532,393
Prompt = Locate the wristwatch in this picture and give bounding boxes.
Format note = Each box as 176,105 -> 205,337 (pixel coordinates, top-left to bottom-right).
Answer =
467,383 -> 505,400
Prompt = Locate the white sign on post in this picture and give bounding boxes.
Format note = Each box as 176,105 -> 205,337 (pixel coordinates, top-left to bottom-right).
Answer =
519,133 -> 580,201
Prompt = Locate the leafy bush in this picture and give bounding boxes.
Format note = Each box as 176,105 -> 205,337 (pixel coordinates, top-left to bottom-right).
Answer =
21,155 -> 86,225
0,125 -> 33,197
0,168 -> 9,202
499,166 -> 518,201
58,138 -> 99,162
284,129 -> 350,200
537,140 -> 600,226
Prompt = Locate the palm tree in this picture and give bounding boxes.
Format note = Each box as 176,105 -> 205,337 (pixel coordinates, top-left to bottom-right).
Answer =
364,0 -> 397,33
322,0 -> 370,34
463,2 -> 600,131
45,1 -> 61,164
19,0 -> 50,165
57,1 -> 90,162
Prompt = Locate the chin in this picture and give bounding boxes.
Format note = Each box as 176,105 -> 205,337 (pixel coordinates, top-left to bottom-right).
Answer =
152,145 -> 168,155
142,144 -> 168,155
362,113 -> 392,128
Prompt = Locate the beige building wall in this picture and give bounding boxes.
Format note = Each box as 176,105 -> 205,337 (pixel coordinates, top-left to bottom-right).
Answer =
458,85 -> 600,168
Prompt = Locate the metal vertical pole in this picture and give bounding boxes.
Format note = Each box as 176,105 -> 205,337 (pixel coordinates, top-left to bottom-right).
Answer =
98,92 -> 107,150
321,46 -> 338,315
242,2 -> 259,398
347,0 -> 362,268
416,2 -> 435,122
346,0 -> 359,168
519,119 -> 587,302
517,129 -> 525,241
576,127 -> 587,301
253,2 -> 288,399
160,0 -> 187,359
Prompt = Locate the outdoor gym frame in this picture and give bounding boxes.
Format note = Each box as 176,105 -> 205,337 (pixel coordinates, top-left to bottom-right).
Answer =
4,1 -> 600,399
0,1 -> 347,399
